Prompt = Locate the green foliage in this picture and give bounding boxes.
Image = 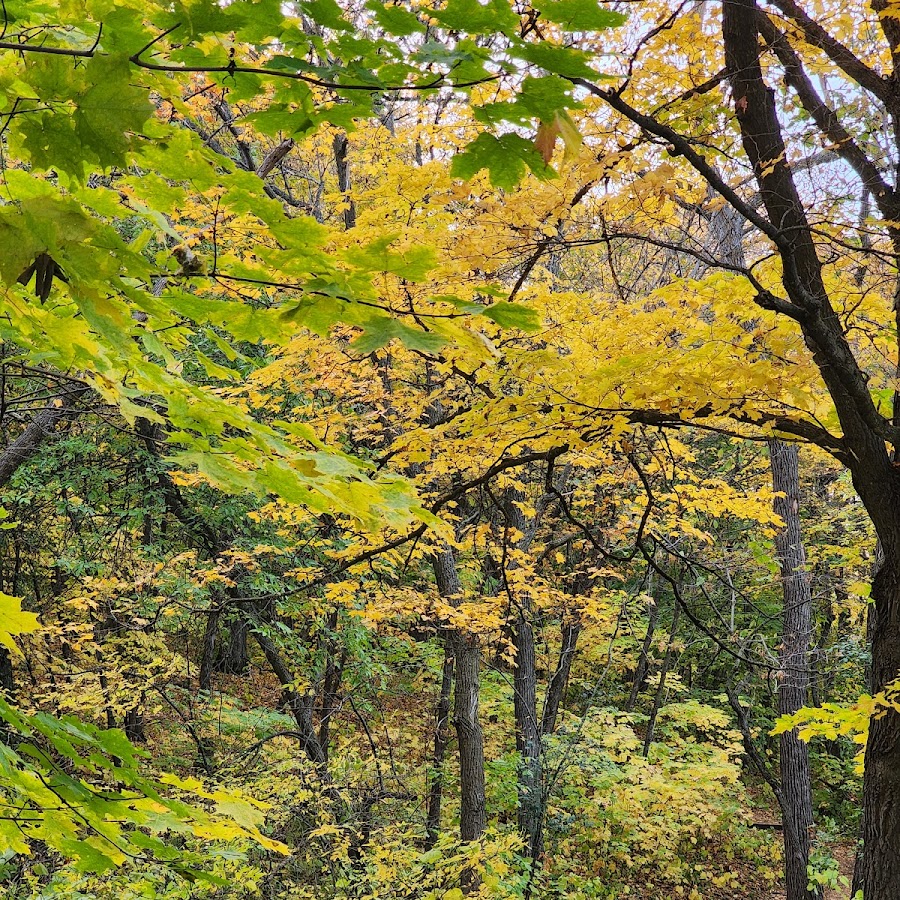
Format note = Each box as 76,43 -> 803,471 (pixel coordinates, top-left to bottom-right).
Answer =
543,705 -> 780,898
0,694 -> 285,877
451,133 -> 557,191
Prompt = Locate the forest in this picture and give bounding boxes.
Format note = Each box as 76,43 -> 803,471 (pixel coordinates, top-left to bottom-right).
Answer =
0,0 -> 897,898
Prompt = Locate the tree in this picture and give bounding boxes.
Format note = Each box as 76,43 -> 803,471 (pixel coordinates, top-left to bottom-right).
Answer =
541,1 -> 900,895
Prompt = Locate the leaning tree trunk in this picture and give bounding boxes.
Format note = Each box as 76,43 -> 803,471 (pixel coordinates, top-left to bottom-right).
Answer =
769,439 -> 820,900
721,5 -> 900,896
542,620 -> 580,735
433,546 -> 486,843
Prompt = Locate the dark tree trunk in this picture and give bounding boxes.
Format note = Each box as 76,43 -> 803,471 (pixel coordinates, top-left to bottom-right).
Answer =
769,439 -> 820,900
542,621 -> 580,735
433,546 -> 486,843
217,616 -> 250,675
718,5 -> 900,891
0,647 -> 13,697
123,705 -> 146,743
253,625 -> 327,767
0,383 -> 87,489
503,489 -> 544,865
642,599 -> 680,757
0,647 -> 14,745
199,607 -> 220,692
513,605 -> 543,860
861,557 -> 900,898
317,609 -> 343,763
333,133 -> 357,230
425,642 -> 454,848
626,598 -> 658,713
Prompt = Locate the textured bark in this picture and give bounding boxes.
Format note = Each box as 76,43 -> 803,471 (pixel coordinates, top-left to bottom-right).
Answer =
253,626 -> 327,767
512,607 -> 542,859
433,546 -> 486,843
861,557 -> 900,898
542,621 -> 580,734
123,706 -> 146,743
503,489 -> 544,865
0,648 -> 13,696
425,642 -> 454,848
333,133 -> 357,231
198,608 -> 220,692
769,439 -> 819,900
216,616 -> 250,675
317,608 -> 343,762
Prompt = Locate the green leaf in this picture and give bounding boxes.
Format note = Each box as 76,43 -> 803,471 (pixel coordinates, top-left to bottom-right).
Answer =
367,1 -> 425,35
475,74 -> 580,126
536,0 -> 627,32
451,132 -> 557,190
512,41 -> 599,78
350,318 -> 446,354
482,302 -> 541,331
345,234 -> 437,281
58,838 -> 120,874
298,0 -> 353,31
432,0 -> 519,34
73,55 -> 154,171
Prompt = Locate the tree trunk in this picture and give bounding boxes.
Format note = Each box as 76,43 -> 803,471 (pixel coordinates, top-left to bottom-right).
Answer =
513,604 -> 543,861
626,598 -> 658,713
0,647 -> 13,697
425,642 -> 454,848
542,621 -> 580,734
433,546 -> 486,843
503,488 -> 544,865
333,133 -> 357,230
123,705 -> 146,743
769,439 -> 820,900
199,607 -> 220,692
861,556 -> 900,898
217,615 -> 250,675
317,609 -> 343,763
0,383 -> 87,489
642,598 -> 680,757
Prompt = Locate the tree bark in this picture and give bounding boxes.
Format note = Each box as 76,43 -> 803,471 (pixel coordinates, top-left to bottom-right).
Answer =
542,621 -> 580,734
503,489 -> 544,865
216,615 -> 250,675
769,439 -> 820,900
425,641 -> 454,848
718,6 -> 900,892
861,557 -> 900,898
433,546 -> 486,843
199,607 -> 220,692
333,133 -> 357,231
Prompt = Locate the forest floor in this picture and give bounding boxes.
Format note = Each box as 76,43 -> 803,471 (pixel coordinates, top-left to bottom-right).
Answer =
823,842 -> 855,900
744,786 -> 856,900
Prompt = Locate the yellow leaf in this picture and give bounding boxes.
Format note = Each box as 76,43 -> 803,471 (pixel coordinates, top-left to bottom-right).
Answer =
0,592 -> 40,657
534,119 -> 561,164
